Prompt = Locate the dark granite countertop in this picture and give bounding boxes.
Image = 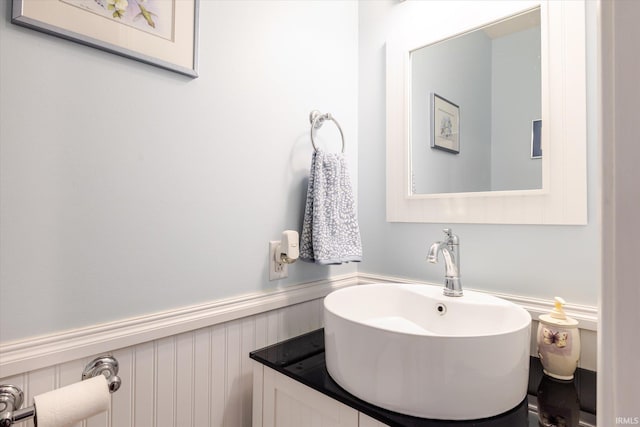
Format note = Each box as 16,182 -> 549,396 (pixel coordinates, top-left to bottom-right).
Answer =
250,329 -> 596,427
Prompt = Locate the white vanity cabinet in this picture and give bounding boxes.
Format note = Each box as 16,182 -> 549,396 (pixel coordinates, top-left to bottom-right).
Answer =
252,363 -> 390,427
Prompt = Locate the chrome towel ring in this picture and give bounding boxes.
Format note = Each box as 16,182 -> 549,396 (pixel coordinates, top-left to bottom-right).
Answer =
309,110 -> 345,153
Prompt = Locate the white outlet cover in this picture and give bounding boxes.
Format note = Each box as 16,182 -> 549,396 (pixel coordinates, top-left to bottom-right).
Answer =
269,241 -> 288,281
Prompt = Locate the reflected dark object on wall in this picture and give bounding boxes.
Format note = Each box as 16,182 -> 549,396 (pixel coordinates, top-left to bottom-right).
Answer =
531,119 -> 542,158
431,93 -> 460,154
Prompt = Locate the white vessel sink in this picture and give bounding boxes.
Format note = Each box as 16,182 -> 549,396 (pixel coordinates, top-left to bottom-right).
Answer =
323,283 -> 531,420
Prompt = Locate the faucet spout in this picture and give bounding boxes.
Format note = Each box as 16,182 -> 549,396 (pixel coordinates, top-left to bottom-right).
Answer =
428,242 -> 459,281
427,229 -> 463,297
426,242 -> 441,263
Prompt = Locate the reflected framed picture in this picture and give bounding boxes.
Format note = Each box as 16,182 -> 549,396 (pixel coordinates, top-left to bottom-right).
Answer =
12,0 -> 199,77
430,93 -> 460,154
531,119 -> 542,159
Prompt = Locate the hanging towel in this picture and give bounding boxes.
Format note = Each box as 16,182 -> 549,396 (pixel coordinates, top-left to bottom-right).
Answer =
300,149 -> 362,265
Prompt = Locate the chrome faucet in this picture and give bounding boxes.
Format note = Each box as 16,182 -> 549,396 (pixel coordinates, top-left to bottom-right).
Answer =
427,228 -> 463,297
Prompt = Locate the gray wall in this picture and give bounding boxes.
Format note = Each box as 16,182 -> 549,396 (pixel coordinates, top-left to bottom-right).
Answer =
491,26 -> 542,191
358,1 -> 600,305
0,0 -> 601,345
411,30 -> 492,194
0,1 -> 358,342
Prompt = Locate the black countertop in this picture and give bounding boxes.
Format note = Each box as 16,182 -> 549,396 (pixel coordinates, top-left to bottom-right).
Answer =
250,329 -> 596,427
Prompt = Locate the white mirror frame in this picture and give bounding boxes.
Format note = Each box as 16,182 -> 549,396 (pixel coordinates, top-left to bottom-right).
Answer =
386,0 -> 587,225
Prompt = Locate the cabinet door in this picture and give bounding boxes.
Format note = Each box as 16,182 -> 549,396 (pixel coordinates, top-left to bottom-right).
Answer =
358,413 -> 390,427
262,366 -> 358,427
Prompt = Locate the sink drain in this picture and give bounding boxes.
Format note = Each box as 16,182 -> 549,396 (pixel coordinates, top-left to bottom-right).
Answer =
435,303 -> 447,315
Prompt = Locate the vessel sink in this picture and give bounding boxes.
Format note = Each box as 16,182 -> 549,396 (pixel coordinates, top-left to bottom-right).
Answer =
323,283 -> 531,420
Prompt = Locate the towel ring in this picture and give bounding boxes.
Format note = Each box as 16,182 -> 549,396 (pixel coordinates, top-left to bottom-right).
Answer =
309,110 -> 345,153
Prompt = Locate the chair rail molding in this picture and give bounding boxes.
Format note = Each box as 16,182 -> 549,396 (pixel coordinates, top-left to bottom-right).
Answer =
0,274 -> 359,378
0,272 -> 597,378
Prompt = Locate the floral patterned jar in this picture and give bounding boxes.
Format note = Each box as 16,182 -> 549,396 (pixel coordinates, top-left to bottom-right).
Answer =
537,297 -> 581,380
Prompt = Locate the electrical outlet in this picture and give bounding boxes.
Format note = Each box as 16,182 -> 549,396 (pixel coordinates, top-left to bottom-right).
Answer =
269,241 -> 288,281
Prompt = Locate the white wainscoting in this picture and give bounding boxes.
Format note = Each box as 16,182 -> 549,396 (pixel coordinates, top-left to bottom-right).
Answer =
0,297 -> 326,427
0,273 -> 598,427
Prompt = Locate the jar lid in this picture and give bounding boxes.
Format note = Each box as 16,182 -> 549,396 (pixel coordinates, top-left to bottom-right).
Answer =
539,297 -> 579,326
539,313 -> 579,327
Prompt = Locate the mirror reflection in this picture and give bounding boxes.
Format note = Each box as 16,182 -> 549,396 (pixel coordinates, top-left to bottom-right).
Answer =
410,8 -> 541,195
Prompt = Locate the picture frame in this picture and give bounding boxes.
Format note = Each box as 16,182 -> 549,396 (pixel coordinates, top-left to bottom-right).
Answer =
430,93 -> 460,154
531,119 -> 542,159
12,0 -> 199,78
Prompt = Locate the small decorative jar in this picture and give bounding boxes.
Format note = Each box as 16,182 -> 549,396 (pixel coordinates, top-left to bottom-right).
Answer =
537,297 -> 581,380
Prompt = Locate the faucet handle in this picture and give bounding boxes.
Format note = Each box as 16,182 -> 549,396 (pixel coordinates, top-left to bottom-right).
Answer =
442,228 -> 459,244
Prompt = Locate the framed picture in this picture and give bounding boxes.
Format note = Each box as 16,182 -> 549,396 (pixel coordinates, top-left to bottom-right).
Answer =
430,93 -> 460,154
12,0 -> 199,78
531,119 -> 542,159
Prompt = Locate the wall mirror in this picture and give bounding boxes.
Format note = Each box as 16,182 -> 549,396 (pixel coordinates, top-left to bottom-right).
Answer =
386,1 -> 587,224
411,9 -> 541,195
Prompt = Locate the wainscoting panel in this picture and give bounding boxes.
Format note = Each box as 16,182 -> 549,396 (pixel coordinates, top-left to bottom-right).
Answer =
0,298 -> 326,427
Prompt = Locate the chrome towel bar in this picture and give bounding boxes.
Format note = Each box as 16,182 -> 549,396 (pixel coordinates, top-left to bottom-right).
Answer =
309,110 -> 345,153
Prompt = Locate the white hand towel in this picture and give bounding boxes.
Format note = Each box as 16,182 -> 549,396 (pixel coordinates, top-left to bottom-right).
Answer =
300,150 -> 362,265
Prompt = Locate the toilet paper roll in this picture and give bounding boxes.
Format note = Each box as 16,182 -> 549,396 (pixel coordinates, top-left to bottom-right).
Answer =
33,375 -> 110,427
